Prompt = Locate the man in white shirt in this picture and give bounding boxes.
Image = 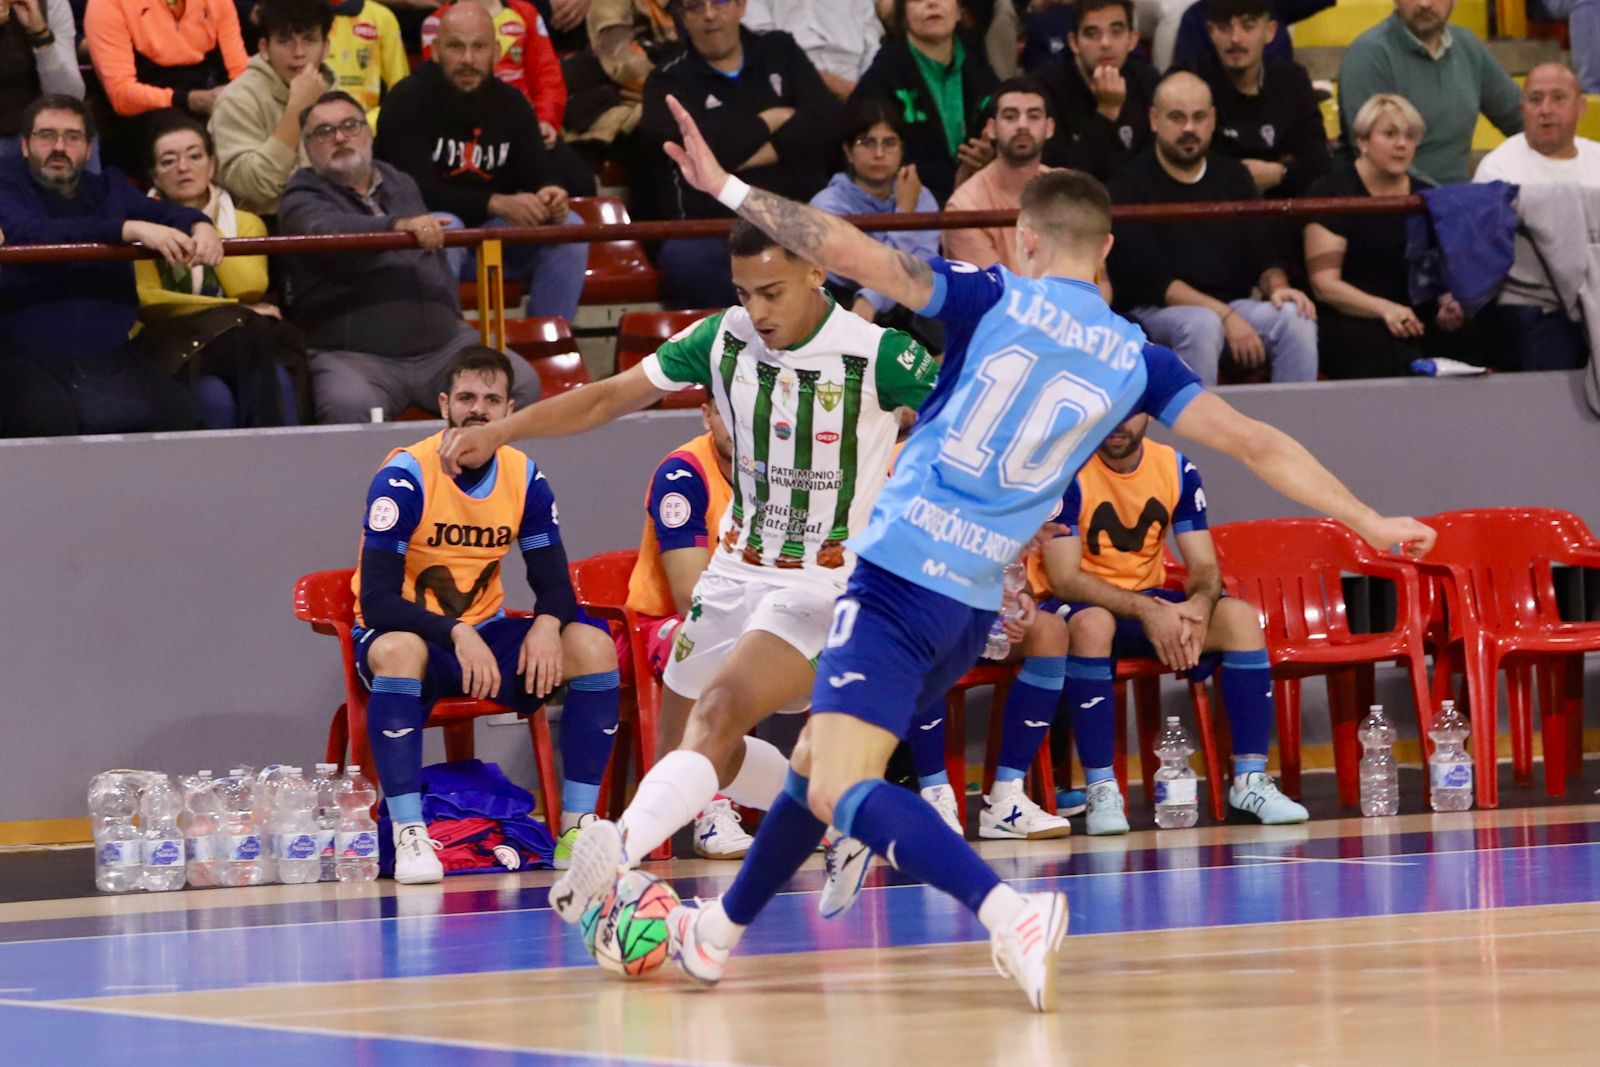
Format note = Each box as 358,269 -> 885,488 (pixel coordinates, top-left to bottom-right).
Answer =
1475,62 -> 1600,186
741,0 -> 881,99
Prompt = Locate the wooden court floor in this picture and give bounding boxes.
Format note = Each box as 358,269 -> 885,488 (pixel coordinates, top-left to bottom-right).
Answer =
4,804 -> 1598,1065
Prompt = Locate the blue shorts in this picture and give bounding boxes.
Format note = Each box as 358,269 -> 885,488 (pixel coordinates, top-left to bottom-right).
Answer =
811,559 -> 996,739
353,611 -> 606,715
1040,588 -> 1221,681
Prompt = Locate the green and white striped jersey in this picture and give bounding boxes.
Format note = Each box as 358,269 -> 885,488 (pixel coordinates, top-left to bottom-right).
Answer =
640,297 -> 938,591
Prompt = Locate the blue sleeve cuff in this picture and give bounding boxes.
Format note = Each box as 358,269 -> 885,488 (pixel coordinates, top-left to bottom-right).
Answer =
1158,383 -> 1204,427
916,268 -> 948,317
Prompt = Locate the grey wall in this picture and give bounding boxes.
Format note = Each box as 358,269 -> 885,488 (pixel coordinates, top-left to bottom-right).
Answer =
4,372 -> 1595,822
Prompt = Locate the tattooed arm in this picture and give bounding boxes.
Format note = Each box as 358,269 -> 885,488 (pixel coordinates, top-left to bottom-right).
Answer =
662,94 -> 936,311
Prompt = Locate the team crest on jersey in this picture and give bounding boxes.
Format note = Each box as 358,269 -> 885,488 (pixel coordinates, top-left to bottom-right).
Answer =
1119,125 -> 1134,148
775,422 -> 792,440
356,47 -> 371,66
673,631 -> 695,661
817,380 -> 843,411
770,73 -> 783,96
659,492 -> 692,528
509,43 -> 524,64
1260,124 -> 1276,148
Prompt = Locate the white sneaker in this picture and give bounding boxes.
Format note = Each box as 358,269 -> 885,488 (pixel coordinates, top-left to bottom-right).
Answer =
671,901 -> 732,986
549,818 -> 624,924
1229,772 -> 1310,825
817,831 -> 873,919
920,783 -> 964,836
979,779 -> 1072,840
1084,779 -> 1130,836
693,798 -> 754,859
392,823 -> 443,885
990,891 -> 1069,1012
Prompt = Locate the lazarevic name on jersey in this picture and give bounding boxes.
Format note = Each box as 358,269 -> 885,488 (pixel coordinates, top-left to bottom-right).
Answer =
850,258 -> 1205,610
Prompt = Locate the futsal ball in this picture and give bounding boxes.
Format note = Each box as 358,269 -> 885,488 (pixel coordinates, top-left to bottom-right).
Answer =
588,869 -> 681,978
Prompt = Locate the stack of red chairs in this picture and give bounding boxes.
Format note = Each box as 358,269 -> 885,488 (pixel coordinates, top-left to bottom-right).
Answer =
504,317 -> 592,397
614,310 -> 717,409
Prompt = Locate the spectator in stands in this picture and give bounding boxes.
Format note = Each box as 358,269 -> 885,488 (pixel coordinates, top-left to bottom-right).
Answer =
1304,94 -> 1480,377
279,91 -> 542,422
743,0 -> 883,100
377,3 -> 588,321
325,0 -> 410,117
85,0 -> 250,171
1134,0 -> 1197,71
422,0 -> 597,194
640,0 -> 841,306
562,0 -> 677,153
1167,0 -> 1332,72
1108,72 -> 1317,385
1533,0 -> 1598,94
0,95 -> 216,435
1020,0 -> 1073,73
851,0 -> 998,204
943,76 -> 1056,271
1033,0 -> 1158,181
211,0 -> 336,218
1474,63 -> 1597,371
1336,0 -> 1522,185
808,96 -> 941,342
0,0 -> 87,164
138,114 -> 304,426
1180,0 -> 1329,196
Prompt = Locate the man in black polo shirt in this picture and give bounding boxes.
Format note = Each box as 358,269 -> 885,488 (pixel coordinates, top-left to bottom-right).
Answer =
639,0 -> 840,306
1107,71 -> 1317,386
1178,0 -> 1329,196
375,2 -> 587,322
1032,0 -> 1158,181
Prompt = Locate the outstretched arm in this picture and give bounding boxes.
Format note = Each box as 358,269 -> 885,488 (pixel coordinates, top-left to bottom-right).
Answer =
661,94 -> 935,311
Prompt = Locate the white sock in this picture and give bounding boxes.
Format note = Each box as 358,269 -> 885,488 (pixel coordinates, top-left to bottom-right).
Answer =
698,898 -> 746,949
976,883 -> 1027,934
721,736 -> 789,809
618,750 -> 720,865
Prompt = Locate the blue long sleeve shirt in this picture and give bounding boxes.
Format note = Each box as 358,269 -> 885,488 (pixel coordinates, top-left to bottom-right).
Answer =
808,172 -> 939,315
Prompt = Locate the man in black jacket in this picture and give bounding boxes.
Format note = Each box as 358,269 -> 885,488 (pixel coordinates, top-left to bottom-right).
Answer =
375,2 -> 587,321
1033,0 -> 1158,181
639,0 -> 840,306
1177,0 -> 1330,196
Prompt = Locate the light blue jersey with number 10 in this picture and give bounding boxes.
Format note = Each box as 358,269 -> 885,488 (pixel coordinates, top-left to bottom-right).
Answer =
850,259 -> 1205,610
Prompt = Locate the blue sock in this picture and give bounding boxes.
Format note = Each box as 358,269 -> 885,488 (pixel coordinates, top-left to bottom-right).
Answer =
722,771 -> 827,926
1085,765 -> 1116,785
1066,656 -> 1115,775
388,792 -> 423,825
907,699 -> 949,789
1221,650 -> 1272,775
996,656 -> 1066,783
560,670 -> 620,814
368,676 -> 426,798
834,778 -> 1000,916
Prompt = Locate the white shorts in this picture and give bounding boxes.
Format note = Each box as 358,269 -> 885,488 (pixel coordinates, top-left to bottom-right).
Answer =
661,568 -> 838,712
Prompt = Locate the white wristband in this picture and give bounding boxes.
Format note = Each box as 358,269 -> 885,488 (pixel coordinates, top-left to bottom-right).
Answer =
716,176 -> 751,212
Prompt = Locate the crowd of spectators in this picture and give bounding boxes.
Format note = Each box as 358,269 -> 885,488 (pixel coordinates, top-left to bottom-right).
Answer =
0,0 -> 1593,435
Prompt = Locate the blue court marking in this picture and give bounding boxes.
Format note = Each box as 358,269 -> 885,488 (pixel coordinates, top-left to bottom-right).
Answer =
0,1000 -> 681,1067
4,830 -> 1600,1001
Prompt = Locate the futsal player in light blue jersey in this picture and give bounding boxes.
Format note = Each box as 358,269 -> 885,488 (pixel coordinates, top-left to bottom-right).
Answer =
657,94 -> 1438,1012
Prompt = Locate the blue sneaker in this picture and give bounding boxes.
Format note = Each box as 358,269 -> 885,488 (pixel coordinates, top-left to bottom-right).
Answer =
1228,772 -> 1309,825
1055,788 -> 1087,817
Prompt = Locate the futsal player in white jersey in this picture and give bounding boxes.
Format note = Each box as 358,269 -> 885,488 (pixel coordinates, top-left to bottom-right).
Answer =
437,220 -> 939,927
655,94 -> 1437,1012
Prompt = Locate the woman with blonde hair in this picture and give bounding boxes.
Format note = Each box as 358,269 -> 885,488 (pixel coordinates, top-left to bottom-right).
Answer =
1303,92 -> 1483,377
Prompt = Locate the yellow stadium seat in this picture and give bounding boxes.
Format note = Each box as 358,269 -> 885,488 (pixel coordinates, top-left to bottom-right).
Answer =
1292,0 -> 1489,49
1578,95 -> 1600,140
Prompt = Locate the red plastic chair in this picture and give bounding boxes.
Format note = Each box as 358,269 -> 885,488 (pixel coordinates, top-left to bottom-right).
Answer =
569,196 -> 661,305
1415,508 -> 1600,806
504,316 -> 592,397
614,310 -> 716,409
1209,518 -> 1434,809
292,569 -> 561,834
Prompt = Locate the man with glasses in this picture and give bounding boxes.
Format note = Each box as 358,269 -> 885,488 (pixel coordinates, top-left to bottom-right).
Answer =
278,90 -> 541,424
0,93 -> 217,435
638,0 -> 840,306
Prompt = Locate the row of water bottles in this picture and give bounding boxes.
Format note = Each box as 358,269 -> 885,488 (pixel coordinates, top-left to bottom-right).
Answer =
91,763 -> 382,893
1359,700 -> 1474,815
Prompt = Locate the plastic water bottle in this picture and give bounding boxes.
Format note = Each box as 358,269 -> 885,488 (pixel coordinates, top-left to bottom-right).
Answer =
89,772 -> 144,893
1153,716 -> 1200,829
312,763 -> 341,881
1357,705 -> 1400,817
213,772 -> 265,886
1428,700 -> 1474,812
256,764 -> 297,885
275,769 -> 322,884
335,765 -> 380,882
182,771 -> 223,887
983,561 -> 1029,660
140,773 -> 186,891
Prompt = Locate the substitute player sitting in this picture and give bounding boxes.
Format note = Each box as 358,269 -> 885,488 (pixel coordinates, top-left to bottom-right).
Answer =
656,93 -> 1434,1012
1042,412 -> 1306,835
352,346 -> 621,883
623,398 -> 754,858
